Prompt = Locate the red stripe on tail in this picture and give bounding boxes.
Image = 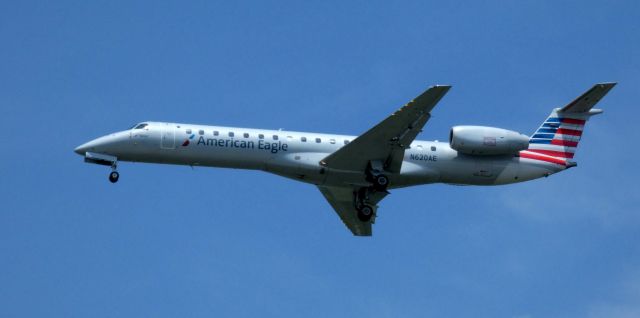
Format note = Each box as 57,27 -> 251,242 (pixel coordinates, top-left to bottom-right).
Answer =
527,149 -> 575,158
556,128 -> 583,136
561,118 -> 586,125
551,139 -> 579,147
520,152 -> 567,166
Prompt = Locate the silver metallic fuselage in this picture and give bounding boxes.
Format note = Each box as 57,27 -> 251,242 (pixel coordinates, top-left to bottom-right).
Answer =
75,122 -> 562,188
74,121 -> 563,188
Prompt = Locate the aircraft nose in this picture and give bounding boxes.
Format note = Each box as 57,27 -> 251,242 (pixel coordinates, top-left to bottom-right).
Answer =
74,131 -> 130,156
73,136 -> 108,156
74,141 -> 93,156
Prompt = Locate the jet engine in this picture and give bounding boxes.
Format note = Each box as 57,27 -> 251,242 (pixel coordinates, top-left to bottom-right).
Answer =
449,126 -> 529,155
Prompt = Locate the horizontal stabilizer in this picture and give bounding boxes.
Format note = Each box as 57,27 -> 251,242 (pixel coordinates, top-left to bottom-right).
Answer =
560,82 -> 616,113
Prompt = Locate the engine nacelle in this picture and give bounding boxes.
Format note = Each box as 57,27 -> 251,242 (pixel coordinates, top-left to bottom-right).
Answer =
449,126 -> 529,155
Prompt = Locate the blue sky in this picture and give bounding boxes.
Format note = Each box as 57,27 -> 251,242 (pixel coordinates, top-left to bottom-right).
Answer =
1,1 -> 639,317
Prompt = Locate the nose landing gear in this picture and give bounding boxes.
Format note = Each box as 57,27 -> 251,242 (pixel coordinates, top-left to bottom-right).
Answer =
109,171 -> 120,183
108,162 -> 119,183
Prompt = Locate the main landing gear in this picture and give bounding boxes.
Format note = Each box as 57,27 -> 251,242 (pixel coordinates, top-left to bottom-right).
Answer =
108,162 -> 119,183
367,160 -> 389,191
372,174 -> 389,190
355,187 -> 376,222
356,204 -> 375,222
355,161 -> 392,222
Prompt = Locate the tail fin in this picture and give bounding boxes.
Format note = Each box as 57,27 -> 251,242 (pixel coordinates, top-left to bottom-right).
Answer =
524,83 -> 616,164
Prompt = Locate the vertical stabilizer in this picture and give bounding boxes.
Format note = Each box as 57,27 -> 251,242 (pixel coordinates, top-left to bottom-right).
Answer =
522,83 -> 616,166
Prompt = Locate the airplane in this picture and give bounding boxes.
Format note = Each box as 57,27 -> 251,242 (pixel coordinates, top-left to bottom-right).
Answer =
74,82 -> 616,236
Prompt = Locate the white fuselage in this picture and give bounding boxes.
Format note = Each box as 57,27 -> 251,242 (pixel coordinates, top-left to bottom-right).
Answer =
75,121 -> 564,188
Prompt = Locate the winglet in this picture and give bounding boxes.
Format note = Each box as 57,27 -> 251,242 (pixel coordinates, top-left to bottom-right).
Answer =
560,82 -> 617,113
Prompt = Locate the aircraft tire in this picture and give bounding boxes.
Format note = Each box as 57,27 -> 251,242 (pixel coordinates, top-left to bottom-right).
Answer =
357,204 -> 374,222
373,174 -> 389,190
109,171 -> 119,183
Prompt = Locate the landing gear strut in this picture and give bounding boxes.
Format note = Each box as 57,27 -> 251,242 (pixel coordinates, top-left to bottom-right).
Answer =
108,162 -> 119,183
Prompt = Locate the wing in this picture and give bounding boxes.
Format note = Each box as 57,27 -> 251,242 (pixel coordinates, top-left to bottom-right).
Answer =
320,85 -> 451,173
318,186 -> 388,236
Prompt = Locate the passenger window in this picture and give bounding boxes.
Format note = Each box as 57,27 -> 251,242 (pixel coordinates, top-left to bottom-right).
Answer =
301,137 -> 307,142
186,129 -> 192,134
258,134 -> 264,139
417,145 -> 423,150
213,131 -> 219,136
315,138 -> 321,143
273,135 -> 279,140
431,146 -> 436,151
229,132 -> 234,137
243,133 -> 249,138
344,140 -> 350,145
199,130 -> 204,135
329,139 -> 336,144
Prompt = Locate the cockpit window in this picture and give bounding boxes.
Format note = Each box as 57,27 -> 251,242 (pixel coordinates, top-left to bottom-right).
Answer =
134,123 -> 148,129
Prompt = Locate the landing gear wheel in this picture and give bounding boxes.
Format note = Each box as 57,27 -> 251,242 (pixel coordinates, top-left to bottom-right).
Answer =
357,204 -> 374,222
373,174 -> 389,190
109,171 -> 120,183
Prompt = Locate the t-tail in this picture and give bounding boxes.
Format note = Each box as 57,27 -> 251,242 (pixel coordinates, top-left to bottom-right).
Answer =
521,82 -> 616,168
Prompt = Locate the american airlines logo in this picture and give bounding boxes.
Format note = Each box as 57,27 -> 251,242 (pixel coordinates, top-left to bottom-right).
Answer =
182,134 -> 195,147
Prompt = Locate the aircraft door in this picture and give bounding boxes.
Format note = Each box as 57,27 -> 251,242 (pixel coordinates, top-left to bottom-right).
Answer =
161,123 -> 176,149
